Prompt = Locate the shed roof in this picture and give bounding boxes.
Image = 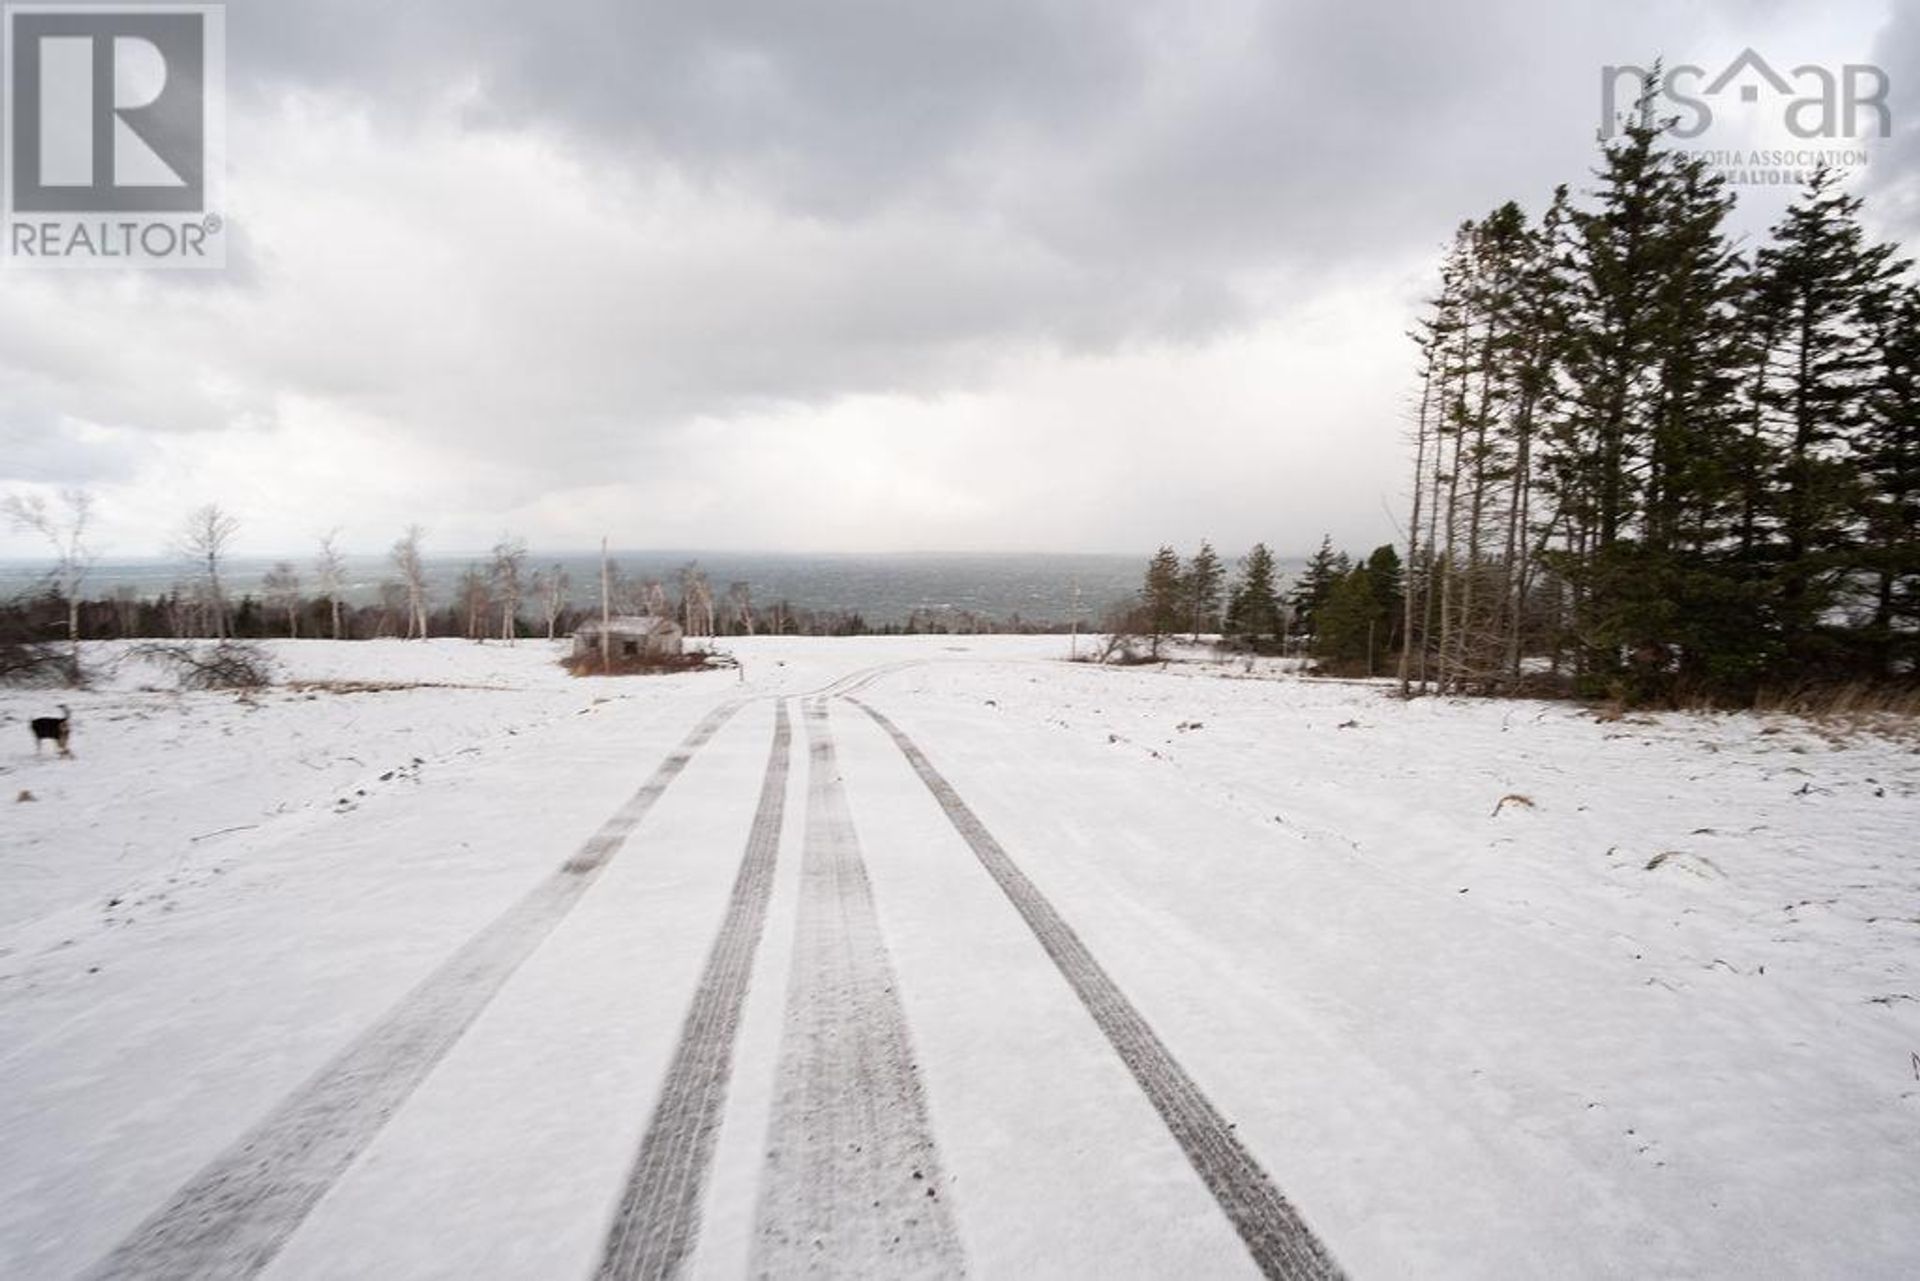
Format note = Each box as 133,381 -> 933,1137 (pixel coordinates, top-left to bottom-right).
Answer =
575,614 -> 683,637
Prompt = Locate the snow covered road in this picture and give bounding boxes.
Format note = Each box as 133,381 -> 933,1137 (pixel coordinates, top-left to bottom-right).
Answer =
599,700 -> 789,1280
854,697 -> 1338,1278
91,701 -> 750,1280
3,637 -> 1918,1278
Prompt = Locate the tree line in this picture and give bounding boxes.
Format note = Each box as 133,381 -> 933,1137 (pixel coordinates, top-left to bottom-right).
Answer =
1,497 -> 1077,682
1399,76 -> 1918,705
1113,537 -> 1404,673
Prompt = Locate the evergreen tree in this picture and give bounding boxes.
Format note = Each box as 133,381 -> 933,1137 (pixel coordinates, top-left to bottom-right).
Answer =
1408,198 -> 1575,693
1393,69 -> 1920,703
1313,567 -> 1373,666
1560,83 -> 1669,558
1141,546 -> 1184,658
1312,547 -> 1405,672
1400,236 -> 1481,693
1288,535 -> 1348,640
1610,147 -> 1759,698
1448,203 -> 1526,689
1364,545 -> 1404,654
1860,281 -> 1920,674
1184,541 -> 1225,641
1553,75 -> 1711,693
1227,543 -> 1282,646
1751,166 -> 1908,673
1539,71 -> 1766,699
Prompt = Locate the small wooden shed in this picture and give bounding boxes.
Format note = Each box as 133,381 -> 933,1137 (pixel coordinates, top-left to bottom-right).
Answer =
572,614 -> 684,660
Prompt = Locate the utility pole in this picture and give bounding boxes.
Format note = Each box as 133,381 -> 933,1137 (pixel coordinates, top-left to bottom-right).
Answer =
1070,576 -> 1082,660
600,536 -> 612,672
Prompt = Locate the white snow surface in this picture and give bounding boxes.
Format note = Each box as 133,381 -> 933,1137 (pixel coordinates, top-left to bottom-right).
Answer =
1,636 -> 1916,1278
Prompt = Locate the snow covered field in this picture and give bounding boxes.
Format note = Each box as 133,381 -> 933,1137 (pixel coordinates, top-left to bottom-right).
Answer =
1,636 -> 1916,1278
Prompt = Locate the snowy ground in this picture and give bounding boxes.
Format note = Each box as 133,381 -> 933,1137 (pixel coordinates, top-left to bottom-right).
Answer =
1,636 -> 1916,1278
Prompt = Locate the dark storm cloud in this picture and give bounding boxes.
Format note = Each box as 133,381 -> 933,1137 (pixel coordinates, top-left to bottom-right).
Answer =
237,1 -> 1142,208
0,0 -> 1900,557
229,1 -> 1669,283
1866,6 -> 1920,242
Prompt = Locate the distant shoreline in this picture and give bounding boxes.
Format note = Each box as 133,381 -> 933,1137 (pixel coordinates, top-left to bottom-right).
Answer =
1,549 -> 1305,628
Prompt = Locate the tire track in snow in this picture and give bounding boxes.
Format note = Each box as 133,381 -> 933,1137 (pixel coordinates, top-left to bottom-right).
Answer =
851,698 -> 1345,1281
597,699 -> 793,1280
752,699 -> 965,1278
83,700 -> 746,1281
809,660 -> 922,701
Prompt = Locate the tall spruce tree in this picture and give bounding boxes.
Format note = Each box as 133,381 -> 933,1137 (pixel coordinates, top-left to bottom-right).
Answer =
1401,240 -> 1476,694
1141,546 -> 1184,658
1541,74 -> 1759,699
1289,535 -> 1348,641
1555,77 -> 1677,690
1184,541 -> 1225,641
1616,147 -> 1758,698
1365,544 -> 1405,655
1860,281 -> 1920,674
1751,167 -> 1909,673
1314,546 -> 1405,673
1227,542 -> 1282,646
1498,187 -> 1574,682
1395,67 -> 1920,704
1313,565 -> 1376,667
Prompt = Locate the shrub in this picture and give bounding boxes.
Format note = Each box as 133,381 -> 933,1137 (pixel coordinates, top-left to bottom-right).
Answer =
0,639 -> 80,688
560,648 -> 733,677
134,640 -> 277,690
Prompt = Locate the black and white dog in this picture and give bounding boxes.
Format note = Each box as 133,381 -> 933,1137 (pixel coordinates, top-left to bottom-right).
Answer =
30,705 -> 71,758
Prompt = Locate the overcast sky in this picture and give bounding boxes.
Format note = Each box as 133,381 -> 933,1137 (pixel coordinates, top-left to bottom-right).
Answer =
1,0 -> 1912,560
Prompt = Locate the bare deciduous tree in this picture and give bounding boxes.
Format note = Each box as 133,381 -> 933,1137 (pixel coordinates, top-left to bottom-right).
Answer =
677,562 -> 714,636
3,487 -> 95,666
262,560 -> 303,638
163,581 -> 193,639
456,564 -> 492,641
376,580 -> 408,638
490,536 -> 527,644
316,528 -> 348,640
112,584 -> 140,637
726,580 -> 755,635
180,504 -> 240,639
537,563 -> 572,640
391,525 -> 430,640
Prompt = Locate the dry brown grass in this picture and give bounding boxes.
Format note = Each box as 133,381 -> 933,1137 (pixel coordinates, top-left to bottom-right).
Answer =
1740,683 -> 1920,745
1582,680 -> 1920,740
560,650 -> 732,678
283,679 -> 504,695
1750,682 -> 1920,718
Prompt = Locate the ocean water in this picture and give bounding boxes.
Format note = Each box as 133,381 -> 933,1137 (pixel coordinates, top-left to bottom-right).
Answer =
0,549 -> 1251,628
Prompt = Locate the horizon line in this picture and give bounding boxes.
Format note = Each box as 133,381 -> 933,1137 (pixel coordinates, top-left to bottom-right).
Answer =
0,544 -> 1323,566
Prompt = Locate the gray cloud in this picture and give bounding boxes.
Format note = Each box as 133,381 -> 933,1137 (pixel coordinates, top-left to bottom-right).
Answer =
225,3 -> 1664,267
0,414 -> 148,486
1867,5 -> 1920,242
0,0 -> 1906,559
